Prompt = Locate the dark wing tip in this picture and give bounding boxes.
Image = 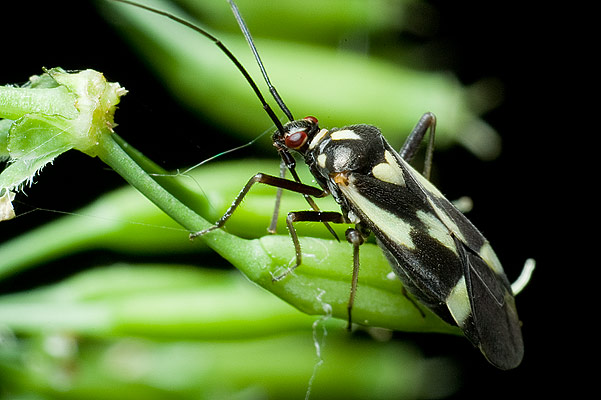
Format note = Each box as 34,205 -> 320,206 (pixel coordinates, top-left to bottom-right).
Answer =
464,252 -> 524,370
478,292 -> 524,370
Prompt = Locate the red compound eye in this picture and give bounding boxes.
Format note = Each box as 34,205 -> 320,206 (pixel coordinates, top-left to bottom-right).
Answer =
285,130 -> 308,149
303,116 -> 318,124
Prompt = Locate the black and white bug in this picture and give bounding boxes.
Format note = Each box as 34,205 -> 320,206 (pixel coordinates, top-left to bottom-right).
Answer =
114,0 -> 528,370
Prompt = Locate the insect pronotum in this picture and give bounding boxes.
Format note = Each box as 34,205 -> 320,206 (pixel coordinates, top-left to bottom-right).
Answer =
113,0 -> 530,370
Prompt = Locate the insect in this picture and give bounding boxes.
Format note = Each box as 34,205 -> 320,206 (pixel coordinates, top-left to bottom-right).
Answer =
113,0 -> 526,370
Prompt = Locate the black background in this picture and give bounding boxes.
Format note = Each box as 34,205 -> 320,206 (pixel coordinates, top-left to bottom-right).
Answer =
1,1 -> 571,398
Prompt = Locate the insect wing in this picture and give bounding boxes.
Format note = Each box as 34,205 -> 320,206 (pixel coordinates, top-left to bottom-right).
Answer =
401,150 -> 524,369
330,131 -> 522,368
335,160 -> 463,317
459,242 -> 524,369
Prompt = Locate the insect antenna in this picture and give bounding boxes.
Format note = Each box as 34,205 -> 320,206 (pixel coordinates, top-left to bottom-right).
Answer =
225,0 -> 322,233
227,0 -> 294,121
110,0 -> 333,236
110,0 -> 287,133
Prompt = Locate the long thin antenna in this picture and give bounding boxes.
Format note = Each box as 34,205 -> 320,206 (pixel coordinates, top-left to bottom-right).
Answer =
110,0 -> 335,239
110,0 -> 287,132
227,0 -> 294,122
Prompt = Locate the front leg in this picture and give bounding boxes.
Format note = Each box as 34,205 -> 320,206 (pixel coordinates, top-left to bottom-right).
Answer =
190,172 -> 326,239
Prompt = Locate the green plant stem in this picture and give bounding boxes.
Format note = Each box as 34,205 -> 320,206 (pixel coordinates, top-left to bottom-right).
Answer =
110,133 -> 209,216
95,132 -> 206,232
94,132 -> 273,276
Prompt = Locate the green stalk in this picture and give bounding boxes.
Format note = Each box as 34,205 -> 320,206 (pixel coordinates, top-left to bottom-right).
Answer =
96,134 -> 455,333
110,133 -> 208,216
94,132 -> 275,281
95,133 -> 207,232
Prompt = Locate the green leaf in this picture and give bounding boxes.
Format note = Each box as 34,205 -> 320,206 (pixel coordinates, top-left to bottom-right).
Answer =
255,235 -> 457,334
0,114 -> 75,191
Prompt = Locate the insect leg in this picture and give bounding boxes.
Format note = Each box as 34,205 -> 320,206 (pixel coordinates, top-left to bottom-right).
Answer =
190,173 -> 327,239
345,227 -> 366,330
275,211 -> 369,329
398,112 -> 437,179
273,210 -> 347,281
267,159 -> 287,234
277,149 -> 340,241
401,286 -> 426,318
